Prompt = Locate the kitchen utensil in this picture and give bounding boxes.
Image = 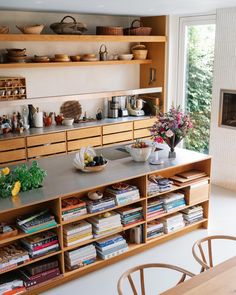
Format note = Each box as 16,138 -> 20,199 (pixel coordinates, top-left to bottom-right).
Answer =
33,109 -> 43,128
16,24 -> 44,34
6,48 -> 26,56
126,143 -> 153,162
124,19 -> 152,36
62,118 -> 74,126
118,54 -> 133,60
96,26 -> 123,35
70,55 -> 81,61
0,26 -> 9,34
108,101 -> 118,118
60,100 -> 82,123
99,44 -> 108,61
96,108 -> 103,120
50,15 -> 87,35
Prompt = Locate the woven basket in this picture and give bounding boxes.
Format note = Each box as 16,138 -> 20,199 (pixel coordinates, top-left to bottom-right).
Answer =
124,20 -> 152,36
50,16 -> 87,35
60,100 -> 82,122
96,26 -> 123,35
0,26 -> 9,34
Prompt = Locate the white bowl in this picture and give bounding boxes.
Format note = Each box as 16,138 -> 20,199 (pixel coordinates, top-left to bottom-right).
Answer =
118,54 -> 133,61
63,118 -> 74,126
126,144 -> 153,162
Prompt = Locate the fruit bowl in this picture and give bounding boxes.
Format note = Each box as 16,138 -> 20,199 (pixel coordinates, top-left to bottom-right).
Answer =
126,140 -> 153,162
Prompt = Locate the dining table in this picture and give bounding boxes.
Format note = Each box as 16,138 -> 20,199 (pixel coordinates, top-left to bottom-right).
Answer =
162,256 -> 236,295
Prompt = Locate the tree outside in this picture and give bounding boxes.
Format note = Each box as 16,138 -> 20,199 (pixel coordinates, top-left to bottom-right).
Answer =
184,24 -> 215,153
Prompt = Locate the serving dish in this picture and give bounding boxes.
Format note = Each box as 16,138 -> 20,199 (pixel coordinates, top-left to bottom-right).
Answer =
118,54 -> 133,60
16,24 -> 44,34
62,118 -> 74,126
126,142 -> 153,162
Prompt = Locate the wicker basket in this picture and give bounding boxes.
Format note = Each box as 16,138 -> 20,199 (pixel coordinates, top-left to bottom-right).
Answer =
96,26 -> 123,35
124,20 -> 152,36
131,44 -> 148,60
50,16 -> 87,35
0,26 -> 9,34
60,100 -> 82,122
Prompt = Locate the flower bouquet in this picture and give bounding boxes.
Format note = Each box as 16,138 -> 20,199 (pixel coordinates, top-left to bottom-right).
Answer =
150,106 -> 193,158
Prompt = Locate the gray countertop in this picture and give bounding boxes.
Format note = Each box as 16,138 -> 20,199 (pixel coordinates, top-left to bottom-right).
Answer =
0,145 -> 211,214
0,116 -> 152,140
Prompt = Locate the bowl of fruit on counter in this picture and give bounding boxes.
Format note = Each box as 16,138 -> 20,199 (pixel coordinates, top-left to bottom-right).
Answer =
126,140 -> 153,162
73,147 -> 108,172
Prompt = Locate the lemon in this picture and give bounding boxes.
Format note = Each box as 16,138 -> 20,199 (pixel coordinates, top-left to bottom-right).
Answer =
2,167 -> 10,176
12,181 -> 21,197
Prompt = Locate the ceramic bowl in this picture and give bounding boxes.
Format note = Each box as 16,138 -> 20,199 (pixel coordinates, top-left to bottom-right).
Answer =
16,24 -> 44,34
70,55 -> 81,62
126,144 -> 153,162
118,54 -> 133,60
62,118 -> 74,126
88,191 -> 103,200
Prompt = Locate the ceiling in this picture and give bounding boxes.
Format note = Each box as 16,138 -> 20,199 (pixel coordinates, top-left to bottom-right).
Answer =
0,0 -> 236,16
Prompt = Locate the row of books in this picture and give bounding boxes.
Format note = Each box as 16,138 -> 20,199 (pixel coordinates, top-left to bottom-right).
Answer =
147,220 -> 164,239
181,205 -> 204,224
147,176 -> 173,196
116,205 -> 143,226
0,275 -> 25,295
63,221 -> 93,247
105,183 -> 140,205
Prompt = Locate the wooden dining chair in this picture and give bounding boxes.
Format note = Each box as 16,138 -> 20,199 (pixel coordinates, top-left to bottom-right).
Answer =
117,263 -> 195,295
192,235 -> 236,272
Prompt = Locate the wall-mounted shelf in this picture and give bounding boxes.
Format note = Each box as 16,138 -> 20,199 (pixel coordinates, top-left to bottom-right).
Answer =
0,59 -> 152,69
0,34 -> 166,43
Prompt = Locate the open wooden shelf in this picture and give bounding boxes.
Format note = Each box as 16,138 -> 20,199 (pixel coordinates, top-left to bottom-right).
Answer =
0,34 -> 166,43
0,59 -> 152,69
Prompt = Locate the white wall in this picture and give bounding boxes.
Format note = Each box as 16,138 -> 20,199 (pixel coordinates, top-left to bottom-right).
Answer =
0,11 -> 139,116
209,7 -> 236,191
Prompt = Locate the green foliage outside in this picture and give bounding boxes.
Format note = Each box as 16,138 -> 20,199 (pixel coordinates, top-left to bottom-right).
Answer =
184,24 -> 215,153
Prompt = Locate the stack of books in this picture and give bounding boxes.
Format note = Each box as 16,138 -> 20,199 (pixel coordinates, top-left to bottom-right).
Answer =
105,183 -> 140,205
21,231 -> 60,258
61,197 -> 87,221
147,176 -> 173,196
95,234 -> 128,260
63,220 -> 93,247
147,220 -> 164,239
84,196 -> 116,214
162,213 -> 185,233
65,244 -> 97,270
181,205 -> 204,225
170,170 -> 207,187
16,210 -> 57,234
19,258 -> 61,290
147,198 -> 165,218
0,274 -> 25,295
160,192 -> 186,212
116,205 -> 143,226
0,243 -> 30,273
88,212 -> 122,238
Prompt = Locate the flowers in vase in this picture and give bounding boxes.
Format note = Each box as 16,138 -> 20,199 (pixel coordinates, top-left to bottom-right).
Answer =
150,106 -> 193,150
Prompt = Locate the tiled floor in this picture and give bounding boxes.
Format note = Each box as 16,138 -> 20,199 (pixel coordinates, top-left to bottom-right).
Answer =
44,185 -> 236,295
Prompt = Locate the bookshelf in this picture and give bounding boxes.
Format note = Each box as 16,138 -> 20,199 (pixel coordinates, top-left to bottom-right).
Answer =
0,150 -> 211,294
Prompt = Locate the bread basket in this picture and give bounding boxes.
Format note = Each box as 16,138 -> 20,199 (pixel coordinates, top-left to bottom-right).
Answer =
124,20 -> 152,36
50,15 -> 87,35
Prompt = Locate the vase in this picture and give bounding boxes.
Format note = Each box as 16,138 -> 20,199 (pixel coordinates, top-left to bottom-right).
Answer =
165,135 -> 183,159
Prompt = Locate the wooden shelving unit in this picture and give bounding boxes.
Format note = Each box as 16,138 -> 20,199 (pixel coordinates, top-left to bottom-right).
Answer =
0,156 -> 211,294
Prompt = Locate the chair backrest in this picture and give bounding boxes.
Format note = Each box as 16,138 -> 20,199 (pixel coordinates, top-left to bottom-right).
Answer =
117,263 -> 195,295
192,235 -> 236,272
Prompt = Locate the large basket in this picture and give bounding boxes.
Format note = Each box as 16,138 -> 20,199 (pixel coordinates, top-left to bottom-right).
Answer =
0,26 -> 9,34
124,20 -> 152,36
60,100 -> 82,122
96,26 -> 123,35
50,15 -> 87,35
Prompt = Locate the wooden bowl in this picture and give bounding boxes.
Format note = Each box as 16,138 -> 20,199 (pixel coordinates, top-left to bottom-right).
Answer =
16,24 -> 44,34
70,55 -> 81,62
6,48 -> 26,56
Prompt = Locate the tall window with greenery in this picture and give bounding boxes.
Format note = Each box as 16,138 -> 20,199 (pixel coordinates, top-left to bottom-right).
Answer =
184,24 -> 215,153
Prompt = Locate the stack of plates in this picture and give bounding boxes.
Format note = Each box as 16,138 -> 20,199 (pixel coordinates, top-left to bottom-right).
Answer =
54,54 -> 70,62
33,55 -> 50,63
6,48 -> 28,63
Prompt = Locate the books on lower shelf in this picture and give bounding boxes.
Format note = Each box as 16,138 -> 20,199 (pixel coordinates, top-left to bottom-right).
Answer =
95,234 -> 128,260
19,258 -> 61,290
159,192 -> 186,212
147,198 -> 165,218
162,213 -> 185,234
88,211 -> 122,238
84,196 -> 116,214
147,220 -> 164,239
65,244 -> 97,270
63,220 -> 93,247
105,183 -> 140,205
21,231 -> 60,258
16,209 -> 57,234
181,205 -> 204,225
147,176 -> 173,196
61,197 -> 87,221
116,205 -> 143,226
0,274 -> 25,295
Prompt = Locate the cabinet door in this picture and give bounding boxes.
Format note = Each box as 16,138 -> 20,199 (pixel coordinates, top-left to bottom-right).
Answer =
68,137 -> 102,152
67,127 -> 101,140
0,138 -> 26,165
103,131 -> 133,145
134,118 -> 156,130
134,129 -> 151,139
103,122 -> 133,135
27,132 -> 66,159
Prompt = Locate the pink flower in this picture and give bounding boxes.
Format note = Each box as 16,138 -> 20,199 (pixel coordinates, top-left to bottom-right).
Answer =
166,129 -> 174,137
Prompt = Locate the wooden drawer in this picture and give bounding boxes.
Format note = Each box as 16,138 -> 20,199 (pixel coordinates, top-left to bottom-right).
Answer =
27,132 -> 66,147
134,128 -> 151,139
0,149 -> 26,164
185,181 -> 210,205
28,142 -> 66,158
67,127 -> 101,140
103,122 -> 133,135
0,138 -> 25,152
103,131 -> 133,145
134,118 -> 156,130
68,137 -> 101,152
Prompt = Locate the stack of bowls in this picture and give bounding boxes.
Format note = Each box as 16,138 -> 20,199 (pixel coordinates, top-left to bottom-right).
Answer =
54,54 -> 70,62
6,48 -> 28,63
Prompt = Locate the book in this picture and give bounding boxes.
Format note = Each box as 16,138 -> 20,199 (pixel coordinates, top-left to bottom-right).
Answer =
98,247 -> 128,260
21,231 -> 58,249
62,197 -> 86,212
63,220 -> 92,236
176,170 -> 207,180
23,258 -> 59,276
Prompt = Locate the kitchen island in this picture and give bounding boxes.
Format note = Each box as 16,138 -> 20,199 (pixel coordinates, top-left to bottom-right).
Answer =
0,145 -> 211,294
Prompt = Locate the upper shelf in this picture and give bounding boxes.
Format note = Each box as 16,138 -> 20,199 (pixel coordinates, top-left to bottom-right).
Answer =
0,34 -> 167,43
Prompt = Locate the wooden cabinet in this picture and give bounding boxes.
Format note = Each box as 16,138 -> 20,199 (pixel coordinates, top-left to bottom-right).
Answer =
133,118 -> 156,139
27,132 -> 66,159
103,122 -> 133,135
185,180 -> 210,205
0,138 -> 26,165
67,127 -> 102,152
103,122 -> 133,145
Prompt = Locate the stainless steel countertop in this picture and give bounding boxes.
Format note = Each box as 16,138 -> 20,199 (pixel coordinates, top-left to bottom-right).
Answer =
0,145 -> 211,214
